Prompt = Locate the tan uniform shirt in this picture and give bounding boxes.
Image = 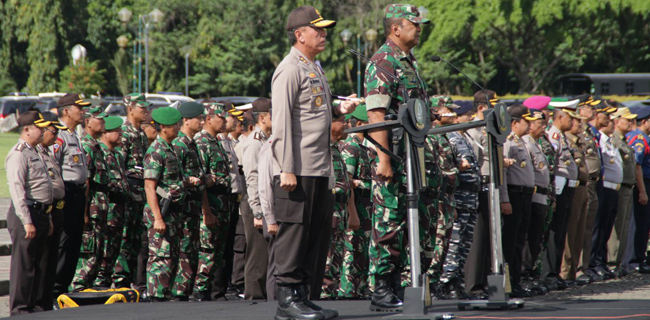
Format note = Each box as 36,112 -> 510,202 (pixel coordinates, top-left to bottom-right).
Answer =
613,130 -> 636,185
52,120 -> 88,184
500,133 -> 535,203
6,140 -> 53,225
258,137 -> 276,225
219,134 -> 243,194
523,135 -> 550,205
271,46 -> 334,177
243,126 -> 268,216
37,144 -> 65,200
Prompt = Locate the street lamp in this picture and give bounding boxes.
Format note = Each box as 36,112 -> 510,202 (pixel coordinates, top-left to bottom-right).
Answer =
143,8 -> 165,94
71,44 -> 87,66
340,28 -> 377,97
181,46 -> 192,96
116,35 -> 129,48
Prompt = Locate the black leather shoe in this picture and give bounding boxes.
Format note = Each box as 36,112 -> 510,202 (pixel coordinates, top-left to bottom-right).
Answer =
150,297 -> 167,302
576,274 -> 592,286
615,268 -> 629,278
276,285 -> 324,320
554,277 -> 568,290
193,291 -> 211,302
564,279 -> 577,288
586,269 -> 604,282
509,284 -> 532,298
170,296 -> 189,302
370,277 -> 403,312
299,285 -> 338,320
638,262 -> 650,274
542,278 -> 559,291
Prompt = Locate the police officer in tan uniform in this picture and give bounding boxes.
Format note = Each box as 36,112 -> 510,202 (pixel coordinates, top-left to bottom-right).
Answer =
52,93 -> 90,297
6,111 -> 53,315
271,6 -> 357,320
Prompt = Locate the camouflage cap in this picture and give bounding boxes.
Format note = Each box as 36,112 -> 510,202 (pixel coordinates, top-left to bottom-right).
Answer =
84,106 -> 107,119
384,4 -> 430,24
430,95 -> 459,109
124,93 -> 152,108
204,102 -> 229,118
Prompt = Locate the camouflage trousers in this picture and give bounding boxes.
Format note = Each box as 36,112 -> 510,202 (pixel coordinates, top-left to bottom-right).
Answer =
94,201 -> 126,288
399,195 -> 439,288
338,189 -> 372,298
369,160 -> 408,278
144,204 -> 181,299
71,217 -> 106,291
440,190 -> 479,285
172,200 -> 201,298
193,199 -> 230,295
321,206 -> 348,299
113,199 -> 145,287
426,196 -> 455,283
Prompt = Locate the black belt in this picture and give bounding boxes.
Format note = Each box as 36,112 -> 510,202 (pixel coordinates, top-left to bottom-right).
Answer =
480,175 -> 490,185
588,176 -> 600,182
535,186 -> 549,195
355,188 -> 371,199
621,183 -> 635,189
508,185 -> 535,194
458,181 -> 481,193
25,199 -> 51,214
90,182 -> 109,194
64,181 -> 86,192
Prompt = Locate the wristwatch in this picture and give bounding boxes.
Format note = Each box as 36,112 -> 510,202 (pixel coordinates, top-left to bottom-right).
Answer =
254,212 -> 263,220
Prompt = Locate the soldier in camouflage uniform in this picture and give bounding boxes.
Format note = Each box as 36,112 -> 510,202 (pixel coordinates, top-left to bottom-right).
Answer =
321,116 -> 356,299
171,102 -> 214,300
71,107 -> 107,290
143,107 -> 185,301
339,105 -> 374,299
440,101 -> 479,299
426,98 -> 459,292
114,93 -> 152,292
364,4 -> 430,311
193,102 -> 231,301
94,116 -> 131,288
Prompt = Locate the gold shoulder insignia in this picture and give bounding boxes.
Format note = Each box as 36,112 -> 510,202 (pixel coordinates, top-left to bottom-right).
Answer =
639,134 -> 644,140
299,56 -> 308,64
254,132 -> 261,141
15,143 -> 25,151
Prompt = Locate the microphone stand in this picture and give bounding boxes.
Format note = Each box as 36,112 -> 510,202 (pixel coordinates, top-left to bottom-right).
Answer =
432,56 -> 524,311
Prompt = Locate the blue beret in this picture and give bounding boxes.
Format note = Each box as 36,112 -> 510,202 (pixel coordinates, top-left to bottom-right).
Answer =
635,106 -> 650,121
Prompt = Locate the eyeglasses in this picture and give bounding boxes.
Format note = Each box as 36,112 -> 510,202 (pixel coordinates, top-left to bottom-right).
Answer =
45,128 -> 58,134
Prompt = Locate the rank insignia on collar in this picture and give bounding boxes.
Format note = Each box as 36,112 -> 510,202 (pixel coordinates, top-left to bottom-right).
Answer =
299,56 -> 308,64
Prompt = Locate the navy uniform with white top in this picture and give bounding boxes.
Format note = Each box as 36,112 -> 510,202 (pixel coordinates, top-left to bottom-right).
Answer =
6,111 -> 53,315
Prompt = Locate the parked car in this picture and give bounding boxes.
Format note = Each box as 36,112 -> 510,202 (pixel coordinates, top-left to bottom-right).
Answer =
0,94 -> 40,132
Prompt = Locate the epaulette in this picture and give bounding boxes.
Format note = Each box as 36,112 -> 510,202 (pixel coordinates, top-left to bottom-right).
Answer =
254,132 -> 261,141
15,142 -> 26,151
507,133 -> 514,141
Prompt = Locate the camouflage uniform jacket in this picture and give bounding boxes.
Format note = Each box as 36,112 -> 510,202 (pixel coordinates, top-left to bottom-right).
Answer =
143,136 -> 186,204
194,130 -> 231,206
332,142 -> 351,219
433,133 -> 458,212
117,120 -> 149,201
99,141 -> 130,225
82,133 -> 109,220
340,135 -> 372,191
538,134 -> 557,202
422,135 -> 442,201
172,131 -> 206,202
580,123 -> 602,180
447,131 -> 480,189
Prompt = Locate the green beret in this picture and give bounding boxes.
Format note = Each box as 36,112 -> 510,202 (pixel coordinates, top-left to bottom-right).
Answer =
152,107 -> 182,126
348,103 -> 368,121
104,116 -> 124,131
178,101 -> 205,119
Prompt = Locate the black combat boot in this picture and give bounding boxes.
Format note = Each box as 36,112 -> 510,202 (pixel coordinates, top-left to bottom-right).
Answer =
370,276 -> 403,312
299,284 -> 339,319
275,285 -> 324,320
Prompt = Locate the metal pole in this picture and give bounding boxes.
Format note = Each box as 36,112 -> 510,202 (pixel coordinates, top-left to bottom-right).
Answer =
145,21 -> 149,94
138,16 -> 142,93
185,54 -> 189,96
356,34 -> 361,97
488,135 -> 505,274
132,32 -> 136,92
404,134 -> 421,288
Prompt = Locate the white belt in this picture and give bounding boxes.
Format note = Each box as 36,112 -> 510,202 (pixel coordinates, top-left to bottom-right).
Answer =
603,181 -> 621,191
567,180 -> 580,188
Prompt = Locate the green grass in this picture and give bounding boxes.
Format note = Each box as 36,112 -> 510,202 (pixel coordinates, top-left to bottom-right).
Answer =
0,132 -> 20,198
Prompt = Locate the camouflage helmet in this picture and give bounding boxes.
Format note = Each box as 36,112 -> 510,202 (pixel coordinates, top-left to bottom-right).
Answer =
124,93 -> 152,108
384,4 -> 430,24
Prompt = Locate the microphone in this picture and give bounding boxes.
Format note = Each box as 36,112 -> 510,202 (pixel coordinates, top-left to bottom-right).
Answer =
430,55 -> 491,109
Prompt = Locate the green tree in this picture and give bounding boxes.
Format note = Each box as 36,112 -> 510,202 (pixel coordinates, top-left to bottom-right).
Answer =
58,60 -> 107,97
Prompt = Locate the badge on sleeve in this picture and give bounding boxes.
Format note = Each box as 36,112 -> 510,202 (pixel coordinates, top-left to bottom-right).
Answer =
552,132 -> 559,140
636,144 -> 644,154
315,96 -> 323,107
53,138 -> 63,153
73,155 -> 80,163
